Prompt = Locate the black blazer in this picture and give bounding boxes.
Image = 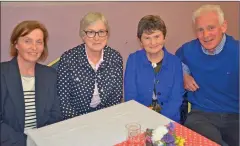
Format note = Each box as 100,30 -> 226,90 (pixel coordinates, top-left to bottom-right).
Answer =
1,57 -> 63,146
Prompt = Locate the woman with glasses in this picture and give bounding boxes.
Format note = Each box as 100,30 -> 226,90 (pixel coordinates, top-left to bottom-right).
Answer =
124,15 -> 184,122
57,12 -> 123,120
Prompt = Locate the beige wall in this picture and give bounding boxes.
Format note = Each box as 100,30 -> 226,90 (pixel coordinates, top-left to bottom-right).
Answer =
1,2 -> 239,67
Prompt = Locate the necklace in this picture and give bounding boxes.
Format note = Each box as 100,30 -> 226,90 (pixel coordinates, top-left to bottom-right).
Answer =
152,63 -> 157,68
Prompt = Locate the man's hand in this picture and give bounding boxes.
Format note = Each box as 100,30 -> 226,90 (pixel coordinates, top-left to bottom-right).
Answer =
183,74 -> 199,91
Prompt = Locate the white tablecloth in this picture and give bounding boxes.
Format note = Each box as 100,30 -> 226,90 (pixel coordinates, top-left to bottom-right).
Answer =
27,100 -> 172,146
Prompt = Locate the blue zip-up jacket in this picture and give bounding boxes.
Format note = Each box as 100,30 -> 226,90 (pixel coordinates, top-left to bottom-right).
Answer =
124,47 -> 184,122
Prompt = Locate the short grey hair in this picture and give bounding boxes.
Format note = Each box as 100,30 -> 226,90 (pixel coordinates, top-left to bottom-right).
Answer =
192,4 -> 225,25
79,12 -> 109,38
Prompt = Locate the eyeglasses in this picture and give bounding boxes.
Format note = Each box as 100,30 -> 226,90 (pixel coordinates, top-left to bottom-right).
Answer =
84,30 -> 108,38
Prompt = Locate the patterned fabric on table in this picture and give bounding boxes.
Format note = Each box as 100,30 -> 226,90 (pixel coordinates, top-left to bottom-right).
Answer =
115,122 -> 220,146
174,122 -> 220,146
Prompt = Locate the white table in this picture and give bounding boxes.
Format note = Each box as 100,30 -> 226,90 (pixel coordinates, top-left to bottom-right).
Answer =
27,100 -> 172,146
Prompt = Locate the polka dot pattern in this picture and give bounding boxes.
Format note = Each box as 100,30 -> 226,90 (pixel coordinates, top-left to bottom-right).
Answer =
115,133 -> 146,146
57,44 -> 123,119
174,122 -> 220,146
115,123 -> 220,146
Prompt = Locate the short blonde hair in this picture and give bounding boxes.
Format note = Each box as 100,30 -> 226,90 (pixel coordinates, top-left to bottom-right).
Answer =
79,12 -> 109,38
10,20 -> 49,62
192,4 -> 224,25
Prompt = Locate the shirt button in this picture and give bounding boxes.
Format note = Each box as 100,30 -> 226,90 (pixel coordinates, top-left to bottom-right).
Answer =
157,92 -> 161,95
156,80 -> 159,84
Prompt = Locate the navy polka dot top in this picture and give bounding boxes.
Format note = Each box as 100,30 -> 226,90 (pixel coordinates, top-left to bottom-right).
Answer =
57,43 -> 123,119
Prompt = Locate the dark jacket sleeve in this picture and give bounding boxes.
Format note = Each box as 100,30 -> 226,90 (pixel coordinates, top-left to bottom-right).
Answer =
1,66 -> 26,146
1,123 -> 26,146
47,69 -> 63,125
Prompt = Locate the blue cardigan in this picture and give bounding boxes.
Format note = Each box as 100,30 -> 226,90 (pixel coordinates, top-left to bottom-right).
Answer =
176,34 -> 239,113
1,57 -> 63,146
124,47 -> 184,122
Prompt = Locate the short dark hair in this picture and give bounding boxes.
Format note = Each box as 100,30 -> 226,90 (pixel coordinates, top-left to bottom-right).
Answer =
10,20 -> 49,61
137,15 -> 167,40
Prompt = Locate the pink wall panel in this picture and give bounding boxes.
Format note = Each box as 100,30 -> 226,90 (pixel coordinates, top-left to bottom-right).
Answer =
1,2 -> 239,68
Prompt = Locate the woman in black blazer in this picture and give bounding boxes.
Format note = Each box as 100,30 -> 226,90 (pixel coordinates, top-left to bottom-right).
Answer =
1,20 -> 62,146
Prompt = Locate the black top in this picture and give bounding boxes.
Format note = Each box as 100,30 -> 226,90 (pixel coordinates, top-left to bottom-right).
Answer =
150,60 -> 163,112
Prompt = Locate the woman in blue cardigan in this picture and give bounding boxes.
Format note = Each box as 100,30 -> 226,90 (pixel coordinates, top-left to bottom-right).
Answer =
124,15 -> 184,122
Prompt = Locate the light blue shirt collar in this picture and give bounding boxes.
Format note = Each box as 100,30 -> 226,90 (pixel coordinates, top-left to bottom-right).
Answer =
201,34 -> 226,55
